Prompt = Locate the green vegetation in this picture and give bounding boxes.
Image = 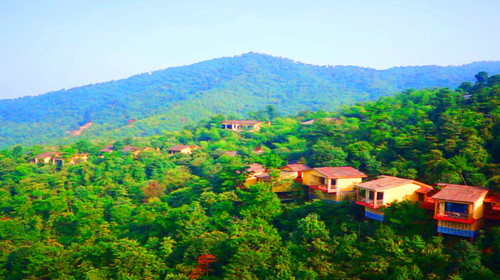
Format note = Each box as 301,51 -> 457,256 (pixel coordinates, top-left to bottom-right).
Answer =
2,53 -> 500,148
0,74 -> 499,279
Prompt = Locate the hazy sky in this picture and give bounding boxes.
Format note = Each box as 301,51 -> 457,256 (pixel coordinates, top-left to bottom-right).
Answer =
1,0 -> 500,99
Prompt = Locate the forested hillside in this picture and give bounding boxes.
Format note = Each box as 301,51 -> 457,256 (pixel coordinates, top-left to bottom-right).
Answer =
2,53 -> 500,147
1,74 -> 499,279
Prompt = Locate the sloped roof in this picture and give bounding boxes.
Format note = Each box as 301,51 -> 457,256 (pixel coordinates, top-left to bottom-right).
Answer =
167,144 -> 197,151
100,146 -> 114,153
313,166 -> 367,179
432,183 -> 489,203
224,151 -> 238,157
253,147 -> 264,154
221,120 -> 262,125
122,145 -> 140,152
484,193 -> 500,204
356,175 -> 432,191
247,163 -> 266,173
34,152 -> 58,158
285,163 -> 311,172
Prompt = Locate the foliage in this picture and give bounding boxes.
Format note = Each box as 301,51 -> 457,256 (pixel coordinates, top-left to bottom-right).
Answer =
0,73 -> 499,278
2,53 -> 500,148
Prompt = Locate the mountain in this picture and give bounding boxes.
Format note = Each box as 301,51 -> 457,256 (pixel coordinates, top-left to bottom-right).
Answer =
2,52 -> 500,147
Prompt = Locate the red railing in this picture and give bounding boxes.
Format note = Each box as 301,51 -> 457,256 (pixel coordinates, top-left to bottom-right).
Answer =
484,204 -> 500,220
433,211 -> 474,224
355,198 -> 384,209
420,197 -> 434,210
309,185 -> 338,193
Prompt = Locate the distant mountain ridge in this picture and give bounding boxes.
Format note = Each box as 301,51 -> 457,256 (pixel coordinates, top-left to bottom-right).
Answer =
1,52 -> 500,147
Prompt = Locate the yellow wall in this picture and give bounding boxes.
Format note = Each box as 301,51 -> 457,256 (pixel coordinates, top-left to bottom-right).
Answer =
280,170 -> 298,179
380,183 -> 421,205
337,178 -> 363,192
474,195 -> 487,219
303,170 -> 363,193
302,169 -> 324,187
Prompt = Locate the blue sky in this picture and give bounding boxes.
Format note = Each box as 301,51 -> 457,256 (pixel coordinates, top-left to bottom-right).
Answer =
1,0 -> 500,99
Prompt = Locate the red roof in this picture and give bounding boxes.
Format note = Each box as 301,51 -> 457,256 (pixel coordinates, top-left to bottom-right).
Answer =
284,163 -> 311,172
34,152 -> 59,158
100,146 -> 114,153
247,163 -> 266,173
122,145 -> 140,152
416,186 -> 433,193
221,120 -> 262,125
313,166 -> 367,179
356,175 -> 432,191
432,183 -> 489,203
484,193 -> 500,204
224,151 -> 238,157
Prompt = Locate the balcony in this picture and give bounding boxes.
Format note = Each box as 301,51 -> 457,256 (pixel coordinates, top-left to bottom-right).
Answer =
420,197 -> 434,210
355,197 -> 384,209
484,203 -> 500,220
309,185 -> 336,193
434,211 -> 474,224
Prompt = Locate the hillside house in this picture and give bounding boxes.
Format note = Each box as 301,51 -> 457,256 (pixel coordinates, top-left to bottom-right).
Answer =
304,166 -> 367,202
166,145 -> 199,155
34,152 -> 88,166
221,120 -> 262,132
355,176 -> 433,221
99,146 -> 115,154
253,147 -> 265,154
432,184 -> 489,238
243,163 -> 305,201
244,163 -> 267,186
34,152 -> 59,164
281,163 -> 311,182
223,151 -> 238,157
100,146 -> 155,156
68,153 -> 89,165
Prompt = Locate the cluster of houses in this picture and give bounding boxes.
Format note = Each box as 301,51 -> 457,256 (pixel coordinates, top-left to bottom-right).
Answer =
31,119 -> 499,239
244,163 -> 499,239
33,152 -> 89,166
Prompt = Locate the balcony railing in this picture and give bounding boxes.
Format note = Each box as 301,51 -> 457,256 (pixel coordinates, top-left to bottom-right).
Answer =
359,197 -> 383,205
309,185 -> 334,193
443,211 -> 468,219
356,197 -> 384,208
420,197 -> 435,210
484,204 -> 500,220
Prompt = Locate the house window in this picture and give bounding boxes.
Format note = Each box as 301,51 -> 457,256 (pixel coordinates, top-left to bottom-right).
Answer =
330,179 -> 336,186
376,192 -> 383,201
319,177 -> 326,186
445,202 -> 468,213
368,191 -> 374,200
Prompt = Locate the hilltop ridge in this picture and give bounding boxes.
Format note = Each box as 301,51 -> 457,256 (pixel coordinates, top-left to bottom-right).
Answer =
2,53 -> 500,147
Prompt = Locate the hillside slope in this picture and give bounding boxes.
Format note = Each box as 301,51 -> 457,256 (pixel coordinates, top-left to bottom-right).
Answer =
2,52 -> 500,147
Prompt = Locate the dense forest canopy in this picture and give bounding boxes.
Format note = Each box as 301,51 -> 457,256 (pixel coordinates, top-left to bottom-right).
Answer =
1,53 -> 500,148
0,73 -> 499,279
